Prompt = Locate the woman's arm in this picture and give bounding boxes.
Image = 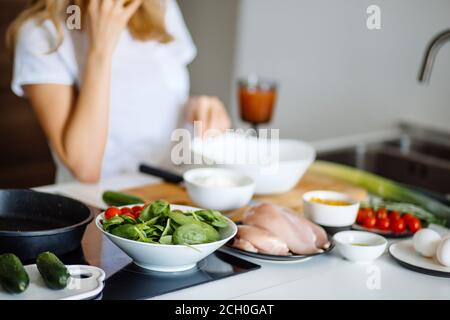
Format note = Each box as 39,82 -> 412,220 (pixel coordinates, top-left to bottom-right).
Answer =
23,0 -> 141,183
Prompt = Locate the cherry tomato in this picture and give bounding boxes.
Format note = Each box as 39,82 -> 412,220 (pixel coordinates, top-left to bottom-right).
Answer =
407,217 -> 422,233
365,208 -> 375,219
120,207 -> 132,215
120,212 -> 136,220
105,207 -> 121,220
391,218 -> 406,233
357,209 -> 366,224
131,206 -> 143,219
363,216 -> 377,229
402,213 -> 414,223
376,208 -> 388,220
389,211 -> 402,221
131,206 -> 143,214
357,208 -> 374,225
377,218 -> 390,230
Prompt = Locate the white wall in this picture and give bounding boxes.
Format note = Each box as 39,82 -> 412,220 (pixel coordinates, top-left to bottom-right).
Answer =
181,0 -> 450,141
178,0 -> 239,109
232,0 -> 450,140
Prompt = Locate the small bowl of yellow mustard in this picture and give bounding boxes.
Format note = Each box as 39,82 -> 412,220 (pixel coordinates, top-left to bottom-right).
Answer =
303,190 -> 360,229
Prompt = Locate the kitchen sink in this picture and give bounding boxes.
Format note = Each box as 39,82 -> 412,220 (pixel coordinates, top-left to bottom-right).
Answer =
317,130 -> 450,197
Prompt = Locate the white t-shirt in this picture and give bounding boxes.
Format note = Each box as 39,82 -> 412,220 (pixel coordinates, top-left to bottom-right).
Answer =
12,0 -> 196,183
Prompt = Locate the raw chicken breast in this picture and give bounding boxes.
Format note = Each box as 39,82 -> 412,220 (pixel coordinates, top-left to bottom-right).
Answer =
243,203 -> 331,255
232,238 -> 259,253
233,225 -> 290,255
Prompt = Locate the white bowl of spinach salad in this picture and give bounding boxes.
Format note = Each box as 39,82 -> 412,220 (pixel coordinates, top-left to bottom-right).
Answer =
95,200 -> 237,272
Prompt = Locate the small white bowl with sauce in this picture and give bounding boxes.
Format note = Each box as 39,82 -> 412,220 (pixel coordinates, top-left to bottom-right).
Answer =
184,168 -> 255,211
333,231 -> 387,262
303,190 -> 360,228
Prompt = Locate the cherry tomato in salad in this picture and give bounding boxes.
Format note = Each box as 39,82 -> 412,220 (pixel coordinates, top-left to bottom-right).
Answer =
389,211 -> 402,221
131,205 -> 143,214
131,206 -> 143,218
407,217 -> 422,233
391,218 -> 406,233
376,208 -> 388,220
120,207 -> 132,215
105,207 -> 121,220
377,218 -> 390,230
363,216 -> 377,229
120,212 -> 136,220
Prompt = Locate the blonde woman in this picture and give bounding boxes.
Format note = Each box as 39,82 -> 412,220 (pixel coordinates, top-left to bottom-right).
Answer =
7,0 -> 231,183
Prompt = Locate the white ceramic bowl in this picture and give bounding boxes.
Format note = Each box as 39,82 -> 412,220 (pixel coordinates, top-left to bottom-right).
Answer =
184,168 -> 255,211
303,190 -> 360,227
333,231 -> 387,262
191,134 -> 315,195
95,205 -> 237,272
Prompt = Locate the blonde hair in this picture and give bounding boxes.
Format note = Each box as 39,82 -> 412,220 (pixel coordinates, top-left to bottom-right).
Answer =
6,0 -> 173,53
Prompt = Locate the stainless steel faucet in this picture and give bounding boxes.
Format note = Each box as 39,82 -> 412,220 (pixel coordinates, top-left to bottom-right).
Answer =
418,29 -> 450,83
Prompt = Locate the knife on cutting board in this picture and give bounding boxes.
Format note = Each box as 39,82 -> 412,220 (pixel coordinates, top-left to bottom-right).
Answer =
138,164 -> 184,184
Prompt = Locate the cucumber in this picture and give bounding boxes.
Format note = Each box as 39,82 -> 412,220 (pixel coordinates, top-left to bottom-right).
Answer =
102,190 -> 144,207
0,253 -> 29,294
36,252 -> 70,290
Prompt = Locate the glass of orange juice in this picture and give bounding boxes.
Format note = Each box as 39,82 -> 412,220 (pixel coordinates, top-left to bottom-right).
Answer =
238,76 -> 278,134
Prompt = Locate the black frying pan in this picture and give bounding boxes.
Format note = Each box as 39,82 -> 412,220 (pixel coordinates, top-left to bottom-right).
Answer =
0,189 -> 94,261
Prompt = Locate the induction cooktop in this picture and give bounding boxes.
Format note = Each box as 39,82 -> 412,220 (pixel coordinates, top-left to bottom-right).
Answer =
60,231 -> 260,300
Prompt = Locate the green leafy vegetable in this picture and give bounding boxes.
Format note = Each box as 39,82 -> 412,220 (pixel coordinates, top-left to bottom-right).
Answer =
102,215 -> 125,232
168,211 -> 196,225
111,224 -> 140,240
102,200 -> 229,246
195,210 -> 229,228
173,223 -> 209,245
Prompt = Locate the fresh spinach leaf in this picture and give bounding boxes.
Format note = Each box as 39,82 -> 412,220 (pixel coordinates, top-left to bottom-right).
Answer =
138,205 -> 152,222
161,218 -> 172,237
102,216 -> 125,232
195,210 -> 229,228
159,235 -> 173,245
173,223 -> 209,245
110,224 -> 139,240
149,200 -> 170,217
168,211 -> 196,225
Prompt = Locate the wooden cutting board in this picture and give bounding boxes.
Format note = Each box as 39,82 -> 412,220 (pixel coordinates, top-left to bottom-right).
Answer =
122,170 -> 367,222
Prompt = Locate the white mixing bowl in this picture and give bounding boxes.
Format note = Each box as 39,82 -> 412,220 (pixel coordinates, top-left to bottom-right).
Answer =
96,205 -> 237,272
191,134 -> 315,194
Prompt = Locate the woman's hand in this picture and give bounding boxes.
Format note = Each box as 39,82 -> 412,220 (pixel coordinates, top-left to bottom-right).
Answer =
87,0 -> 142,58
186,96 -> 232,136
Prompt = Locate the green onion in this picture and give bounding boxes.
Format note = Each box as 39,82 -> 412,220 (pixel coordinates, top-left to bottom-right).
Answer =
310,161 -> 450,227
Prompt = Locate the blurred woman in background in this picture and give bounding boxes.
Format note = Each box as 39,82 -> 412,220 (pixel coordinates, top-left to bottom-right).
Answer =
7,0 -> 230,183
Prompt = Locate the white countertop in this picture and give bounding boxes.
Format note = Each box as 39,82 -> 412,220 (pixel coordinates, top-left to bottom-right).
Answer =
36,174 -> 450,300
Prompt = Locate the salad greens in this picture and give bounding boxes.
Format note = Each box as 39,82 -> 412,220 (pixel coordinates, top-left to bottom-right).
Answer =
101,200 -> 229,245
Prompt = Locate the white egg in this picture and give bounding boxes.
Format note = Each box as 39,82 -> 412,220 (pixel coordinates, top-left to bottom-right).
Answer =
413,229 -> 441,257
436,238 -> 450,267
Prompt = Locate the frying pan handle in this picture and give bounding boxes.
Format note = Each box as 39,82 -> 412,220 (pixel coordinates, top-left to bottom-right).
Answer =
138,164 -> 184,184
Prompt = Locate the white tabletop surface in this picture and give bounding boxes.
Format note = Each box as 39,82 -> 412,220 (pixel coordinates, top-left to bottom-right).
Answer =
36,173 -> 450,300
